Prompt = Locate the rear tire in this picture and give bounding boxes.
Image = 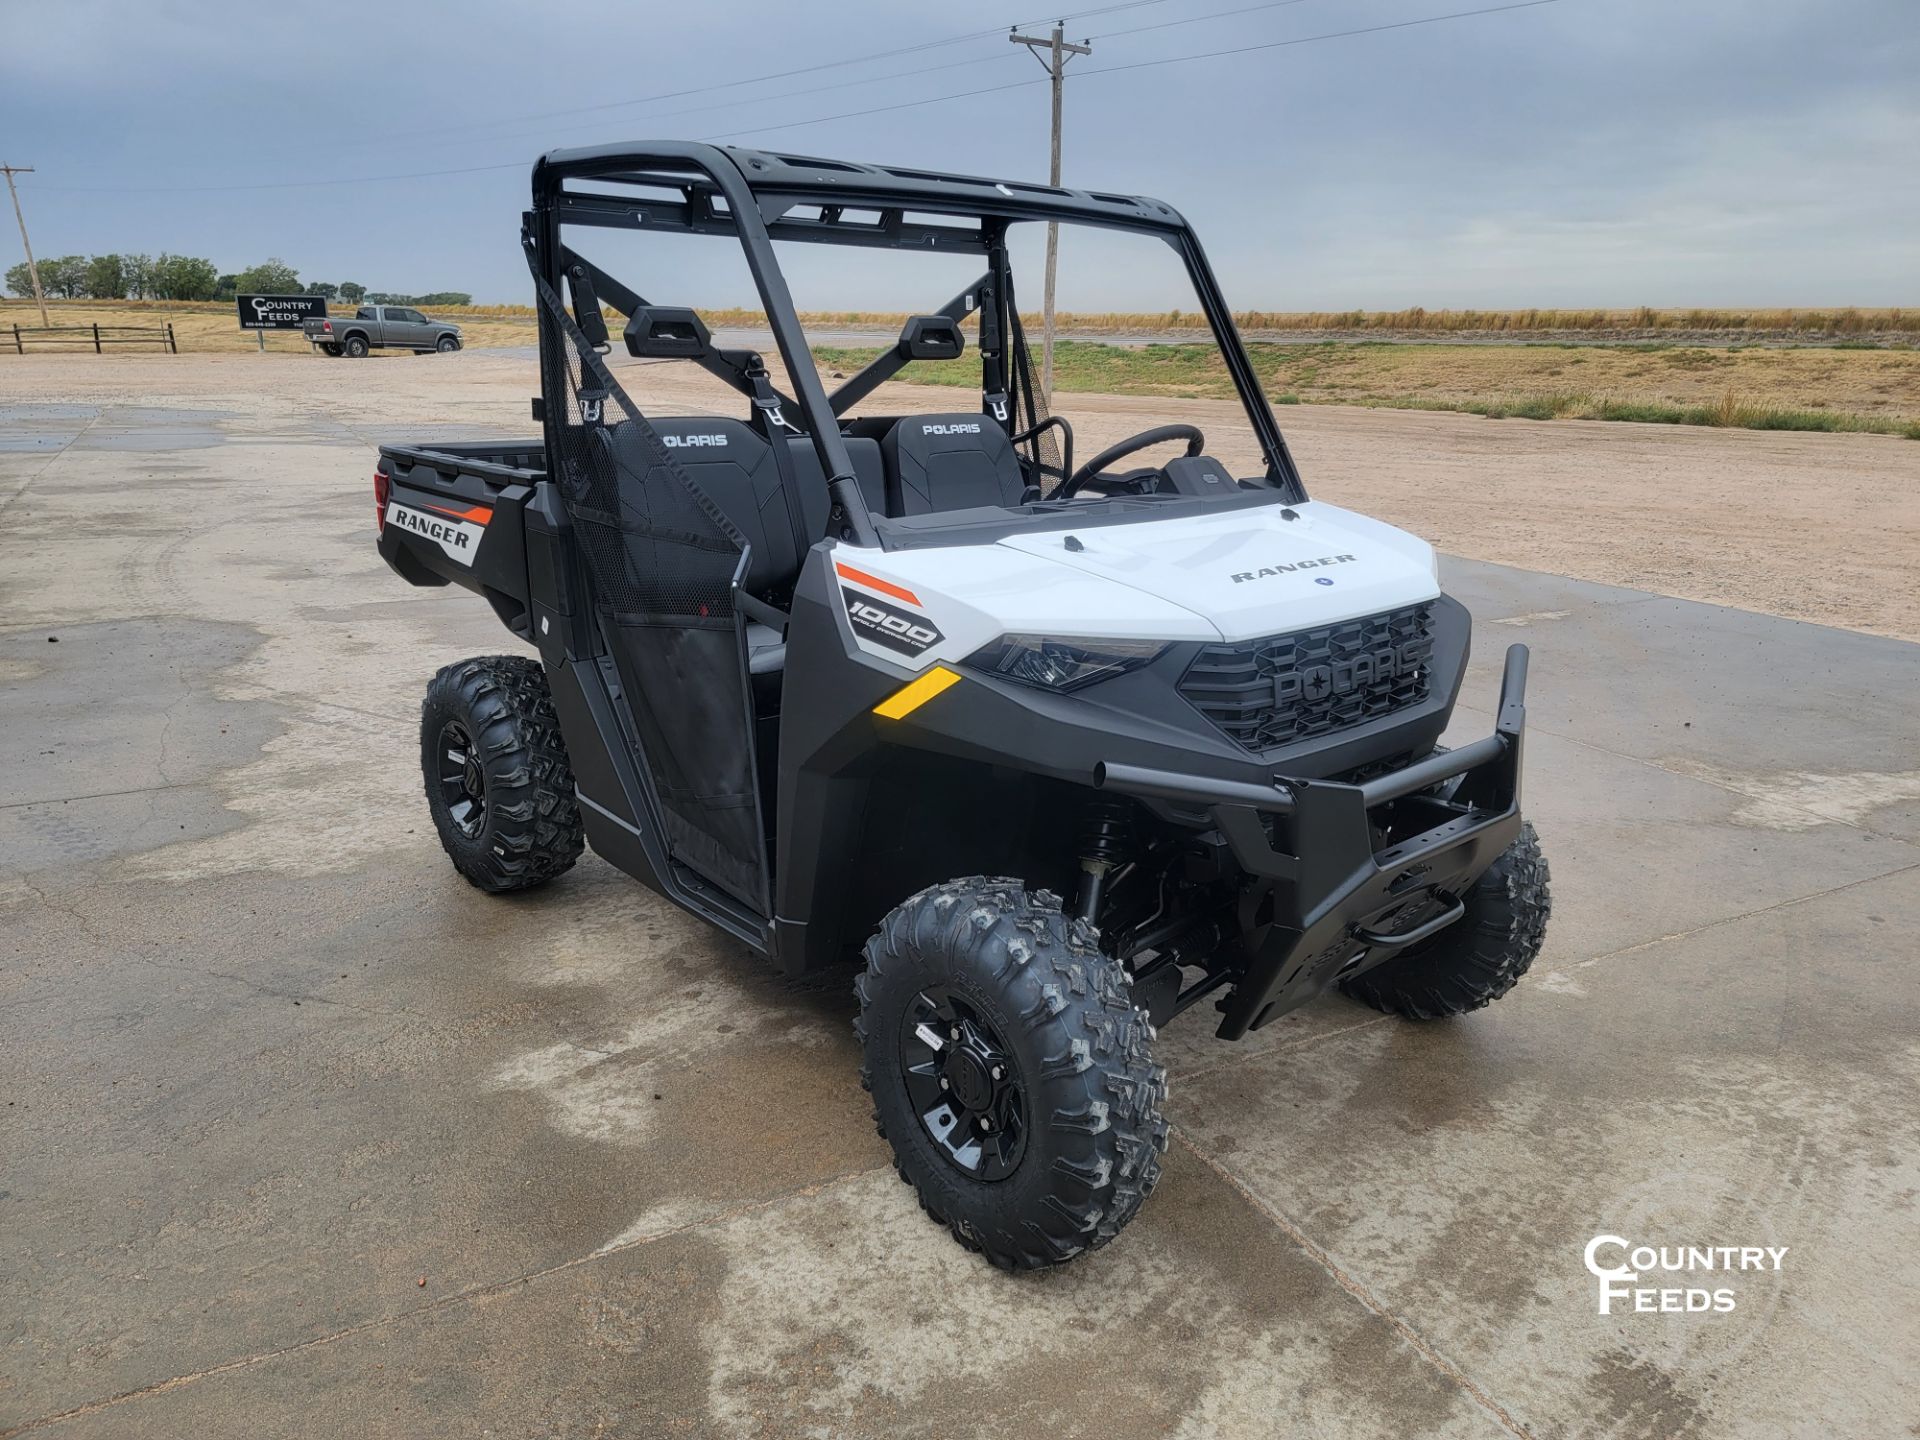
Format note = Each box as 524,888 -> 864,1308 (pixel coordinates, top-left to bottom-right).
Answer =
1339,821 -> 1550,1019
321,342 -> 342,357
420,655 -> 583,893
343,334 -> 369,358
856,878 -> 1168,1270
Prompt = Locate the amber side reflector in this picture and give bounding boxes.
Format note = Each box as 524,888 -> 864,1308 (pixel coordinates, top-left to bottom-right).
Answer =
872,665 -> 961,720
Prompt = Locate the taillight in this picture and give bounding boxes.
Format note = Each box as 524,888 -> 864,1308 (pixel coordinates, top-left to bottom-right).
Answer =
374,466 -> 390,533
322,320 -> 332,332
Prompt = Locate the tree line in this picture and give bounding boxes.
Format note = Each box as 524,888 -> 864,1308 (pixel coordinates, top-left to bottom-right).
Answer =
5,253 -> 469,309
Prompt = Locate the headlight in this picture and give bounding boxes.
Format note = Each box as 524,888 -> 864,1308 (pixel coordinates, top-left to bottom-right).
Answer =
965,635 -> 1168,691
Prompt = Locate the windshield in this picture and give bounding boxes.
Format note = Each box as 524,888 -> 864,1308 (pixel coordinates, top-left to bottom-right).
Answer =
778,221 -> 1281,498
546,163 -> 1302,532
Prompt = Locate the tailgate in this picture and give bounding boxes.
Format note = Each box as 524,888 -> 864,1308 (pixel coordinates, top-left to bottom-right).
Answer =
377,443 -> 541,627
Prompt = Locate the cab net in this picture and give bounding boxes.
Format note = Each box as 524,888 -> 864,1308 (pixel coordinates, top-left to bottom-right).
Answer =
534,271 -> 768,910
1003,273 -> 1067,495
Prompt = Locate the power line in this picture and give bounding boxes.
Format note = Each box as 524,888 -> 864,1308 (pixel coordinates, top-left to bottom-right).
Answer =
317,29 -> 1011,152
701,0 -> 1565,141
19,0 -> 1566,196
1092,0 -> 1561,80
21,161 -> 526,195
317,0 -> 1180,154
303,49 -> 1030,165
1090,0 -> 1325,43
256,0 -> 1203,167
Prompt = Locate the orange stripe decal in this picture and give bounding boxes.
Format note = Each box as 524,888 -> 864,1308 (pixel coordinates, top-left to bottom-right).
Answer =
424,502 -> 493,525
835,562 -> 920,606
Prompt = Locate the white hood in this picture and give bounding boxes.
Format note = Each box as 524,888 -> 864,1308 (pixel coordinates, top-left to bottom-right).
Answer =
994,500 -> 1439,643
830,500 -> 1442,671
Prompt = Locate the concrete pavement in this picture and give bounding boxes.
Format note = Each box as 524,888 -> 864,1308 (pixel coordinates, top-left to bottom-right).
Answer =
3,399 -> 1917,1438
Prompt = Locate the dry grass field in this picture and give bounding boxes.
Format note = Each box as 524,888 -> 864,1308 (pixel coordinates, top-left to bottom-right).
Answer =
816,338 -> 1920,437
0,299 -> 539,355
10,299 -> 1916,438
10,298 -> 1917,346
736,302 -> 1920,343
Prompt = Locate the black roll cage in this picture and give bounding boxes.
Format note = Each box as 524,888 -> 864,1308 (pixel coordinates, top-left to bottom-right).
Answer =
527,140 -> 1307,546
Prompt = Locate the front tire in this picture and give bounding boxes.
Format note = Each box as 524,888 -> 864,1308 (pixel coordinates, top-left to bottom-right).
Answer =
1339,821 -> 1550,1019
856,878 -> 1168,1270
436,335 -> 460,352
420,655 -> 583,893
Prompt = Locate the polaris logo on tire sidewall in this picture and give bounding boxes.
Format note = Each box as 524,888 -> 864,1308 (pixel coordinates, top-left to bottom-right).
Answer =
841,587 -> 944,657
387,500 -> 489,566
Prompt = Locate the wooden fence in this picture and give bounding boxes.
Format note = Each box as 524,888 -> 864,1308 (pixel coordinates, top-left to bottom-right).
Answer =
5,322 -> 178,354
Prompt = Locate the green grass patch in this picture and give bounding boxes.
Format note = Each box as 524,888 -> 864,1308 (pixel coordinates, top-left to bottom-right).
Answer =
1582,396 -> 1897,433
1477,394 -> 1580,420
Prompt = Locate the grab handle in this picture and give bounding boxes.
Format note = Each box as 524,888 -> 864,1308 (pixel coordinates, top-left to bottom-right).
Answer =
1352,893 -> 1465,950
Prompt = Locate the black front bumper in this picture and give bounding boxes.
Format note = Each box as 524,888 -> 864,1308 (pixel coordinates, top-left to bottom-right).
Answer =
1097,644 -> 1531,1038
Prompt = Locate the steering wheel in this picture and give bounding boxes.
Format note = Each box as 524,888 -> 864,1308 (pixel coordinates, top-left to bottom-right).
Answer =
1061,424 -> 1205,497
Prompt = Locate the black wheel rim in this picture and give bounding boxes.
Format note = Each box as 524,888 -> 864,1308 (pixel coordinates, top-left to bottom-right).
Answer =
436,720 -> 485,838
899,986 -> 1028,1182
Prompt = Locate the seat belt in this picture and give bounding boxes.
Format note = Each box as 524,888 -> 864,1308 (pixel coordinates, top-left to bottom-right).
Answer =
977,277 -> 1011,428
744,359 -> 805,628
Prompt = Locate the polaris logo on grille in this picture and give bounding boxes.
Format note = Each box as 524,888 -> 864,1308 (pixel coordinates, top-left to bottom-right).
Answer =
663,433 -> 727,448
1280,641 -> 1425,705
1230,553 -> 1357,583
922,422 -> 981,436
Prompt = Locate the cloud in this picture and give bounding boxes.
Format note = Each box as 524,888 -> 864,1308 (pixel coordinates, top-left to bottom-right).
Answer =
3,0 -> 1913,306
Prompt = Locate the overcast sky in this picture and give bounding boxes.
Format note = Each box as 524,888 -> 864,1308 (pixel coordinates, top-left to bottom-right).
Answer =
3,0 -> 1915,310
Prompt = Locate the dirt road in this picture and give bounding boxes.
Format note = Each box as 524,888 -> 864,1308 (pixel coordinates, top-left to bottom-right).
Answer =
6,350 -> 1916,639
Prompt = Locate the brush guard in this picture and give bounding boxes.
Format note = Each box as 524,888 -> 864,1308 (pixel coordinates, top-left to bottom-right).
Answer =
1096,645 -> 1531,1038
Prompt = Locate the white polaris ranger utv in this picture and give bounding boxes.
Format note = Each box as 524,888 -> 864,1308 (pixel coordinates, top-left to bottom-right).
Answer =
372,142 -> 1550,1270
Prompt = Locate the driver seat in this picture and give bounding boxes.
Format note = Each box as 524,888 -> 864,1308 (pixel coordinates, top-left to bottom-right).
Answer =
882,414 -> 1029,515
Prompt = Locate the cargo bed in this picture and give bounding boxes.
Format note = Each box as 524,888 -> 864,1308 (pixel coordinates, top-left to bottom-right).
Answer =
374,439 -> 544,634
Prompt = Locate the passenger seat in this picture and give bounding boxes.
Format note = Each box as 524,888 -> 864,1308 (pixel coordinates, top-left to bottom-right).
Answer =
882,414 -> 1029,516
644,416 -> 887,683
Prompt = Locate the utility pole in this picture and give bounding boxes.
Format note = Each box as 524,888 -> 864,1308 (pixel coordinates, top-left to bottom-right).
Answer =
1,164 -> 50,326
1010,24 -> 1090,404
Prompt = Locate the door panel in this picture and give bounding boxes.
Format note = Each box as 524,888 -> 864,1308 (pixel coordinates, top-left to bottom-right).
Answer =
535,275 -> 771,911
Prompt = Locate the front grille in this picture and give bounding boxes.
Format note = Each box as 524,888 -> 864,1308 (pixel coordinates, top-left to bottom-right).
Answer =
1180,603 -> 1435,751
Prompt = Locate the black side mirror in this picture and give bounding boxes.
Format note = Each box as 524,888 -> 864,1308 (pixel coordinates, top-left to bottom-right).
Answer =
624,305 -> 712,359
900,314 -> 964,362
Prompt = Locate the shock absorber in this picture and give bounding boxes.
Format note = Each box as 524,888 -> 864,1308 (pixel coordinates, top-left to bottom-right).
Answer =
1075,797 -> 1134,924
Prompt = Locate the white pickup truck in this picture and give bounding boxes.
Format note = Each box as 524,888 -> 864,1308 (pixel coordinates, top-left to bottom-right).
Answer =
304,304 -> 463,357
